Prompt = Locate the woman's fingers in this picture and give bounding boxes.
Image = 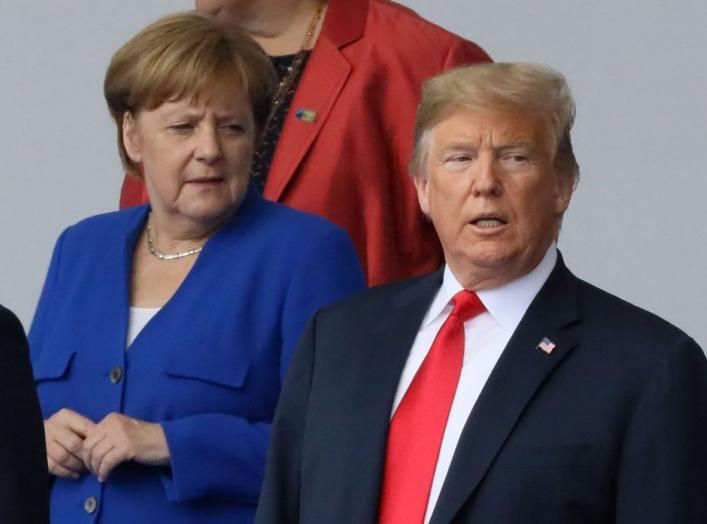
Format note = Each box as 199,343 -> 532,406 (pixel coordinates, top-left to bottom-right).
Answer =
46,411 -> 168,481
82,429 -> 105,457
44,412 -> 91,476
47,455 -> 80,479
50,408 -> 94,437
46,437 -> 84,475
96,447 -> 125,482
87,436 -> 113,476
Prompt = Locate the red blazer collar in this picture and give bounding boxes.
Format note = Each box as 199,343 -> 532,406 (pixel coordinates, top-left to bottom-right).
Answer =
321,0 -> 368,49
264,0 -> 369,200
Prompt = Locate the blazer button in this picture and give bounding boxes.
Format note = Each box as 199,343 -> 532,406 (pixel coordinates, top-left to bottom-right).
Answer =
109,366 -> 123,384
83,496 -> 98,514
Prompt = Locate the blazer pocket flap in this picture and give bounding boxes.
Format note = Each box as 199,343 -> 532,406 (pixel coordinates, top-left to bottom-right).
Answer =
32,350 -> 76,381
164,351 -> 250,390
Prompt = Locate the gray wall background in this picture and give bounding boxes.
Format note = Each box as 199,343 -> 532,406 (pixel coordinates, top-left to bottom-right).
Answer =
1,1 -> 705,349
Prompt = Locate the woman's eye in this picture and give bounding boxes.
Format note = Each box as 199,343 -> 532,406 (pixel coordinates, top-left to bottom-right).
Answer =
169,123 -> 194,133
221,123 -> 245,135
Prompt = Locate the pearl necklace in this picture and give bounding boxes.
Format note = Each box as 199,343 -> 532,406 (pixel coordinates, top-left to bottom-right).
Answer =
146,222 -> 203,261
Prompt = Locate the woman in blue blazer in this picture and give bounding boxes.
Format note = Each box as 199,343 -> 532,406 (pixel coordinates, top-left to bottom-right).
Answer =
29,13 -> 364,523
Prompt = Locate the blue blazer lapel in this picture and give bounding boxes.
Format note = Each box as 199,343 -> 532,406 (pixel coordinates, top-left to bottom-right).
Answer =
104,206 -> 147,352
430,256 -> 581,524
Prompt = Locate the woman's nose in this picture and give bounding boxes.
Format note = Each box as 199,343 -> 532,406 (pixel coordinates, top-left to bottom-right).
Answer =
194,125 -> 223,163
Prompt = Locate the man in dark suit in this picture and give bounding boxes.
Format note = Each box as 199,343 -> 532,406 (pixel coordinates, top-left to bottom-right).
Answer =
256,63 -> 707,523
0,305 -> 49,523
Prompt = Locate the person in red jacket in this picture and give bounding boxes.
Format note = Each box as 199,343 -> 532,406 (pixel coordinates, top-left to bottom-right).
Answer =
121,0 -> 491,285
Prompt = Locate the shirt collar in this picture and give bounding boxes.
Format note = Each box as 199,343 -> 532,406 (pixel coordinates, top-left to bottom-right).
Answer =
423,243 -> 558,332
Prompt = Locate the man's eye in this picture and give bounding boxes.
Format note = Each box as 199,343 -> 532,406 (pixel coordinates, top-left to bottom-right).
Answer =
448,155 -> 473,163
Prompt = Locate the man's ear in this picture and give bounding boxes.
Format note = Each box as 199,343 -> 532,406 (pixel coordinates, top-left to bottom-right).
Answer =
413,174 -> 431,215
554,171 -> 574,216
122,112 -> 141,163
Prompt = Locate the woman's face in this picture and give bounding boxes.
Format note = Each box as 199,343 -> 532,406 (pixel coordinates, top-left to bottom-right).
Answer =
123,92 -> 254,229
195,1 -> 253,23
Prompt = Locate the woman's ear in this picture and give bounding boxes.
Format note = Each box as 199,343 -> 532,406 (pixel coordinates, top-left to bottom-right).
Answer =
122,112 -> 141,163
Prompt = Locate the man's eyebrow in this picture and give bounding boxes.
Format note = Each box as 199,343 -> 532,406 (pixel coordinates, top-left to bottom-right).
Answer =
495,140 -> 536,151
441,142 -> 479,151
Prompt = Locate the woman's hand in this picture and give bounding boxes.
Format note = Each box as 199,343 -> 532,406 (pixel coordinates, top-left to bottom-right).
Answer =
44,408 -> 95,479
82,412 -> 170,482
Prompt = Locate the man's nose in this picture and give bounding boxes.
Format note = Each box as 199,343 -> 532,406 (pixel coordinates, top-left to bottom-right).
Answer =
471,156 -> 502,197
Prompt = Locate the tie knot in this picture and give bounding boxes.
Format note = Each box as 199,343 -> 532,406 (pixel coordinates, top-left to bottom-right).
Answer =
450,290 -> 485,322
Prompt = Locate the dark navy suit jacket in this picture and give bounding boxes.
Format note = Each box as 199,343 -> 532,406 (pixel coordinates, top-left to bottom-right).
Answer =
257,256 -> 707,523
29,187 -> 365,523
0,305 -> 48,523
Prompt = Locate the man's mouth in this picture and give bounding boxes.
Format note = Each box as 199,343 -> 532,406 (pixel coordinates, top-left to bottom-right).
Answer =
471,218 -> 506,228
469,214 -> 508,228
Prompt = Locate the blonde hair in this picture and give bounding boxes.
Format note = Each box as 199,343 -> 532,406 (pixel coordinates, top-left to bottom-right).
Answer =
410,62 -> 579,184
104,12 -> 276,177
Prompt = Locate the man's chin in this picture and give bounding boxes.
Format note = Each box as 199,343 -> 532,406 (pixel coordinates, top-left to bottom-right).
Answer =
459,245 -> 515,270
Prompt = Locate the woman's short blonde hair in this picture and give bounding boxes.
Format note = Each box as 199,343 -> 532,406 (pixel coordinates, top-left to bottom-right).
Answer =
104,12 -> 276,177
410,62 -> 579,184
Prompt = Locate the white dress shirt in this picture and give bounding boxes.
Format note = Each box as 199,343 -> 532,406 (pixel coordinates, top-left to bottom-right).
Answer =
390,244 -> 558,524
126,306 -> 160,348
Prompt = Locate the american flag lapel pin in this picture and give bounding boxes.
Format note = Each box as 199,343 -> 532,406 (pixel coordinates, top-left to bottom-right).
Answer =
295,107 -> 317,123
537,337 -> 556,354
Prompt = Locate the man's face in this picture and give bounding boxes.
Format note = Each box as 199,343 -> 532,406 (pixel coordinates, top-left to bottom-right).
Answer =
414,106 -> 573,289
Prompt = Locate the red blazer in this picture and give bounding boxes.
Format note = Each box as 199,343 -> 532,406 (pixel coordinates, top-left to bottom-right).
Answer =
120,0 -> 491,286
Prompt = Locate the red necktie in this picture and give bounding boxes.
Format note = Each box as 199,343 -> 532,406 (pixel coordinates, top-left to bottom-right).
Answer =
378,290 -> 485,524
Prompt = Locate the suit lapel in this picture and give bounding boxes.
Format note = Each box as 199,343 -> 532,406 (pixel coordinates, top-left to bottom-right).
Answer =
264,0 -> 367,200
334,269 -> 443,522
84,207 -> 146,379
115,208 -> 148,348
353,268 -> 445,423
430,257 -> 581,524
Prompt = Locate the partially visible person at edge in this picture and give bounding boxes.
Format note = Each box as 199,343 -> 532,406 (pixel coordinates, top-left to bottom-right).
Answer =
0,304 -> 48,523
119,0 -> 492,287
29,13 -> 364,524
